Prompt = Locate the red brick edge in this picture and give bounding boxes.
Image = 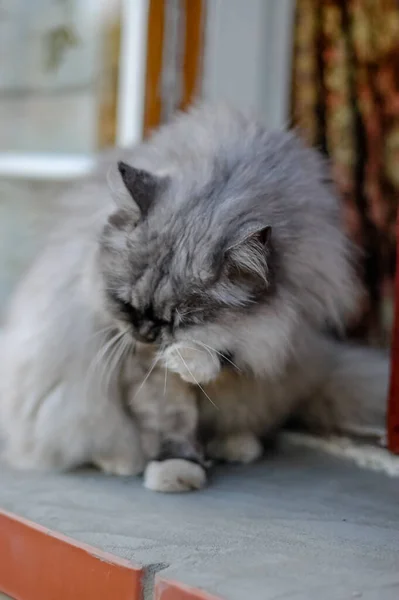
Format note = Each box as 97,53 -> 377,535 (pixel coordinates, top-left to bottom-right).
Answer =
0,509 -> 223,600
155,578 -> 222,600
0,509 -> 142,600
388,213 -> 399,454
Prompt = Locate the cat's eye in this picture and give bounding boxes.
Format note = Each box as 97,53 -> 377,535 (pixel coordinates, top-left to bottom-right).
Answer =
110,294 -> 138,321
119,299 -> 137,317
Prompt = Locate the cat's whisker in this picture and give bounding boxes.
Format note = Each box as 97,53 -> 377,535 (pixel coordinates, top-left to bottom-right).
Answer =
101,336 -> 129,393
86,329 -> 127,395
110,335 -> 132,390
193,340 -> 242,372
102,332 -> 131,393
88,326 -> 117,346
98,340 -> 120,393
175,348 -> 218,410
163,365 -> 168,396
180,307 -> 202,318
88,330 -> 124,375
133,357 -> 159,400
174,308 -> 183,326
187,340 -> 219,367
177,345 -> 208,356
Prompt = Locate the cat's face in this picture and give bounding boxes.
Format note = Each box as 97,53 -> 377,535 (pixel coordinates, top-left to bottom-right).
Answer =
96,106 -> 356,382
98,162 -> 272,349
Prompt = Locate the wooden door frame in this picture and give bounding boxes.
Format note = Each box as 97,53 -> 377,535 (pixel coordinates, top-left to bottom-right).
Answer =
143,0 -> 205,136
388,214 -> 399,454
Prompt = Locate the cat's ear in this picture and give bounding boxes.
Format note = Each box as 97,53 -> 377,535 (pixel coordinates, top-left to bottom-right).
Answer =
249,225 -> 272,248
225,225 -> 272,284
227,224 -> 272,253
117,161 -> 161,217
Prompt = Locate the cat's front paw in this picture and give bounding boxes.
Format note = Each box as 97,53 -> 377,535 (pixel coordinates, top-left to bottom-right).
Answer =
143,459 -> 207,492
161,343 -> 220,384
206,433 -> 263,464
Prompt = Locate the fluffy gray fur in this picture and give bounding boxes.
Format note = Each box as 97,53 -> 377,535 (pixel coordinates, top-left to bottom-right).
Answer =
0,104 -> 389,491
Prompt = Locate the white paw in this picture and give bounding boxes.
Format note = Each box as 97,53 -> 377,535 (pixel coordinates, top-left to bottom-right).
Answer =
161,343 -> 220,384
207,433 -> 263,464
143,459 -> 207,492
94,454 -> 145,476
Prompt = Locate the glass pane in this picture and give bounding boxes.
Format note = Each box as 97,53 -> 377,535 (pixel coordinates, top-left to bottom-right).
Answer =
0,0 -> 119,154
0,0 -> 121,314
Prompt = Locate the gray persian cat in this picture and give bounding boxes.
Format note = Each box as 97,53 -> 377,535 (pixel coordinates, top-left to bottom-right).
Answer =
0,105 -> 388,492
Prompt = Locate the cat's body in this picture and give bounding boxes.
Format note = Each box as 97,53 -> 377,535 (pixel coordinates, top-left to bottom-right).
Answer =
0,180 -> 204,490
0,105 -> 389,491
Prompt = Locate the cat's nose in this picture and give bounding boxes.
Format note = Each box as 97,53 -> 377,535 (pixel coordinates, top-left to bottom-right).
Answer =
135,321 -> 160,344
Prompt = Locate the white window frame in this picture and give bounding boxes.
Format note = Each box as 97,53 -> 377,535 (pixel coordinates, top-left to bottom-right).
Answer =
0,0 -> 149,181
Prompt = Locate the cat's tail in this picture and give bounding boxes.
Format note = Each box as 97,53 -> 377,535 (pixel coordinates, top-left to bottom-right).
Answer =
299,341 -> 390,440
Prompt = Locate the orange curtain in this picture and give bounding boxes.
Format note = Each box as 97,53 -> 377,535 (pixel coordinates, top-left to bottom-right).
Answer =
292,0 -> 399,345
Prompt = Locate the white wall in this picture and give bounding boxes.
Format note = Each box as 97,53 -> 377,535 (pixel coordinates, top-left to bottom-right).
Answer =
202,0 -> 295,129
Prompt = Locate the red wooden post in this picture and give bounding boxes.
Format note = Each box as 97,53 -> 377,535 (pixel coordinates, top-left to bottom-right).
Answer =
388,215 -> 399,453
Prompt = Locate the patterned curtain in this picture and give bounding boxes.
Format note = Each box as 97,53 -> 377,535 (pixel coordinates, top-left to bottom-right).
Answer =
291,0 -> 399,346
